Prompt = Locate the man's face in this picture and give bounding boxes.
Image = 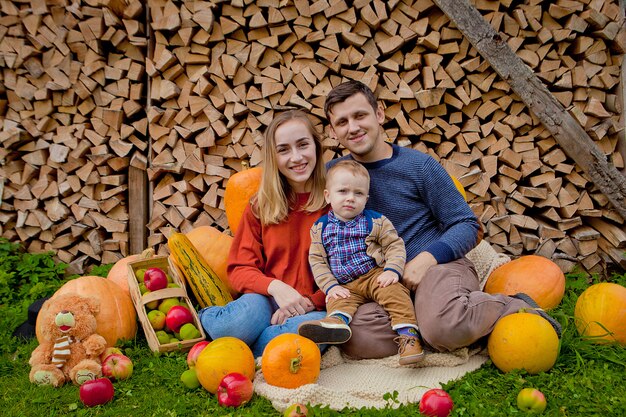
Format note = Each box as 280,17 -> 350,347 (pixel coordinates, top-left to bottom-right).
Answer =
327,93 -> 385,163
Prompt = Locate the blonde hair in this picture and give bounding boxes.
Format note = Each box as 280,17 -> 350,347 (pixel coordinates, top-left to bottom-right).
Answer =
254,110 -> 327,225
326,160 -> 370,189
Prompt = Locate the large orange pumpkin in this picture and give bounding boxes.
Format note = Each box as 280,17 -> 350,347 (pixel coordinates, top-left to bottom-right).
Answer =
224,166 -> 262,235
185,226 -> 237,297
36,276 -> 137,347
261,334 -> 321,389
195,337 -> 255,394
574,283 -> 626,345
487,311 -> 559,374
484,255 -> 565,310
106,248 -> 155,295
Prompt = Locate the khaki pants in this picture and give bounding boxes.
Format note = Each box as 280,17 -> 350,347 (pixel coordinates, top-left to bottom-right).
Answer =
342,257 -> 531,358
327,266 -> 417,329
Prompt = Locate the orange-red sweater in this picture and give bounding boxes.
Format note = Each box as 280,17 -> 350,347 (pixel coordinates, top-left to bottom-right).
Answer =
227,193 -> 328,310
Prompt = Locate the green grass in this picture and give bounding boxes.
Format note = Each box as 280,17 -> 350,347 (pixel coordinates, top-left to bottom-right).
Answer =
0,239 -> 624,416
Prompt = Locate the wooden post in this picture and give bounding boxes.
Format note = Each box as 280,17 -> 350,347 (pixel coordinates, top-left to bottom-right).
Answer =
433,0 -> 626,220
129,165 -> 148,254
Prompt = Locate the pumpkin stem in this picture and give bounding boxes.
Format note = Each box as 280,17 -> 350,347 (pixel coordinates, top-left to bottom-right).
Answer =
289,357 -> 302,374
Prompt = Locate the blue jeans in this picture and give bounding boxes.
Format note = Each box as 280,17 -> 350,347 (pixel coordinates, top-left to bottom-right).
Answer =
198,293 -> 327,357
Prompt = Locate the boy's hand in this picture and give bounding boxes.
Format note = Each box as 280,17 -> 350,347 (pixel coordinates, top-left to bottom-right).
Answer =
377,270 -> 399,287
326,285 -> 351,303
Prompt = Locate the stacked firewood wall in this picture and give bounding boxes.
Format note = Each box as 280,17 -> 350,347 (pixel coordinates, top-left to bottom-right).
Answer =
0,0 -> 148,274
1,0 -> 624,275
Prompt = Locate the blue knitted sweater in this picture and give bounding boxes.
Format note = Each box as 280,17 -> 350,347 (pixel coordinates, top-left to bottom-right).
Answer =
327,144 -> 480,263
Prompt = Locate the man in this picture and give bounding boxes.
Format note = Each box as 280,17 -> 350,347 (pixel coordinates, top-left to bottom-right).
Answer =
324,80 -> 561,358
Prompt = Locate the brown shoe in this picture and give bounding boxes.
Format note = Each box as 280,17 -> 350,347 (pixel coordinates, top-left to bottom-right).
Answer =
395,335 -> 424,365
298,316 -> 352,344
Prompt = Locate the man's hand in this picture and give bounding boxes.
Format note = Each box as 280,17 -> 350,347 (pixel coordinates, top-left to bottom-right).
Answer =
402,252 -> 437,291
325,285 -> 351,303
377,270 -> 399,287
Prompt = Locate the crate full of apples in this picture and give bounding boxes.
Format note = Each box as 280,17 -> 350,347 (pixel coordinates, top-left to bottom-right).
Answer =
127,255 -> 206,352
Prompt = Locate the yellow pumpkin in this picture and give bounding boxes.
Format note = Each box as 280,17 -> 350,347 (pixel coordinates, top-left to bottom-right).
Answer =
484,255 -> 565,310
185,226 -> 237,297
106,248 -> 155,295
261,334 -> 321,389
450,175 -> 467,201
36,276 -> 137,347
488,311 -> 559,374
195,337 -> 255,394
574,283 -> 626,345
224,166 -> 262,235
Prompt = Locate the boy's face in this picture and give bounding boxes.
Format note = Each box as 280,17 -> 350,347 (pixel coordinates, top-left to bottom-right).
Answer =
327,93 -> 385,163
324,169 -> 369,222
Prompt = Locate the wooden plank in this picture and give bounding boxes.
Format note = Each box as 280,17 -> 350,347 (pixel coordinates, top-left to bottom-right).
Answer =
433,0 -> 626,220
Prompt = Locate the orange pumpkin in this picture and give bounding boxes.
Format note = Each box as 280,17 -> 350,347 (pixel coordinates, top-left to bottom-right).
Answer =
195,337 -> 256,394
106,248 -> 155,295
484,255 -> 565,310
487,311 -> 559,374
574,283 -> 626,345
185,226 -> 237,297
261,334 -> 321,389
224,166 -> 262,234
36,276 -> 137,347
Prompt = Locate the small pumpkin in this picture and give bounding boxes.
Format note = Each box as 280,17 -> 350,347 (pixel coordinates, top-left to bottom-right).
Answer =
106,248 -> 155,295
261,334 -> 321,389
487,311 -> 559,374
484,255 -> 565,310
574,282 -> 626,345
185,226 -> 237,297
450,175 -> 467,201
195,337 -> 255,394
224,165 -> 262,235
36,276 -> 137,347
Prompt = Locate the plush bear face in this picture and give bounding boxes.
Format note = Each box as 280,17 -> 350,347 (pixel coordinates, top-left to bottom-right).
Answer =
39,295 -> 100,341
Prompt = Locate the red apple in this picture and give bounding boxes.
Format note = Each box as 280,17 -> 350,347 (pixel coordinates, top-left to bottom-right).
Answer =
79,378 -> 114,407
419,388 -> 454,417
517,388 -> 547,413
284,403 -> 308,416
101,353 -> 134,380
165,305 -> 194,333
144,267 -> 168,291
217,372 -> 254,407
187,340 -> 210,368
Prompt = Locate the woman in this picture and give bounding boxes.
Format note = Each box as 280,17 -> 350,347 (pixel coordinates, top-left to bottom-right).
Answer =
198,110 -> 329,357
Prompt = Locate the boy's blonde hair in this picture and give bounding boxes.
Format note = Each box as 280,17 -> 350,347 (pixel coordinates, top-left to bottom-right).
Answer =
326,160 -> 370,189
253,110 -> 327,225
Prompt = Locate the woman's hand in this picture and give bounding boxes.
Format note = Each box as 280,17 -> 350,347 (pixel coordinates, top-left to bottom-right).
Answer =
268,280 -> 309,324
402,252 -> 437,291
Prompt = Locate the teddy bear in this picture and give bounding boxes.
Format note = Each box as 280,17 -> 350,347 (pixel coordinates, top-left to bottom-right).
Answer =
29,293 -> 108,387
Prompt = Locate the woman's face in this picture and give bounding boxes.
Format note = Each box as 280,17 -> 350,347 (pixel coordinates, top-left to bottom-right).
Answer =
273,119 -> 317,193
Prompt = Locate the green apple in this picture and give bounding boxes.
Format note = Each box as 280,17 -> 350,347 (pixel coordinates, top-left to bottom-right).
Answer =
139,283 -> 149,295
135,268 -> 147,283
180,368 -> 200,389
155,330 -> 171,345
167,283 -> 180,288
169,337 -> 180,344
158,298 -> 180,314
166,273 -> 174,283
517,388 -> 547,413
147,310 -> 166,330
179,323 -> 201,340
145,298 -> 159,310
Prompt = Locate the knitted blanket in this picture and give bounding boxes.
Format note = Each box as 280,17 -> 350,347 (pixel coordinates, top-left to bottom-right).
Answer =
254,241 -> 510,412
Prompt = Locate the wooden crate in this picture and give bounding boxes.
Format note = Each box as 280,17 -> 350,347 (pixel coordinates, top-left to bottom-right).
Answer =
127,255 -> 206,352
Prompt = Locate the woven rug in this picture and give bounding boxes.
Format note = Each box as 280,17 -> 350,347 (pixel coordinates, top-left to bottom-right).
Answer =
254,241 -> 509,412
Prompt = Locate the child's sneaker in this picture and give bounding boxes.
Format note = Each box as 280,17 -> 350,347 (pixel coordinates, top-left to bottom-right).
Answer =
395,335 -> 424,365
298,316 -> 352,344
